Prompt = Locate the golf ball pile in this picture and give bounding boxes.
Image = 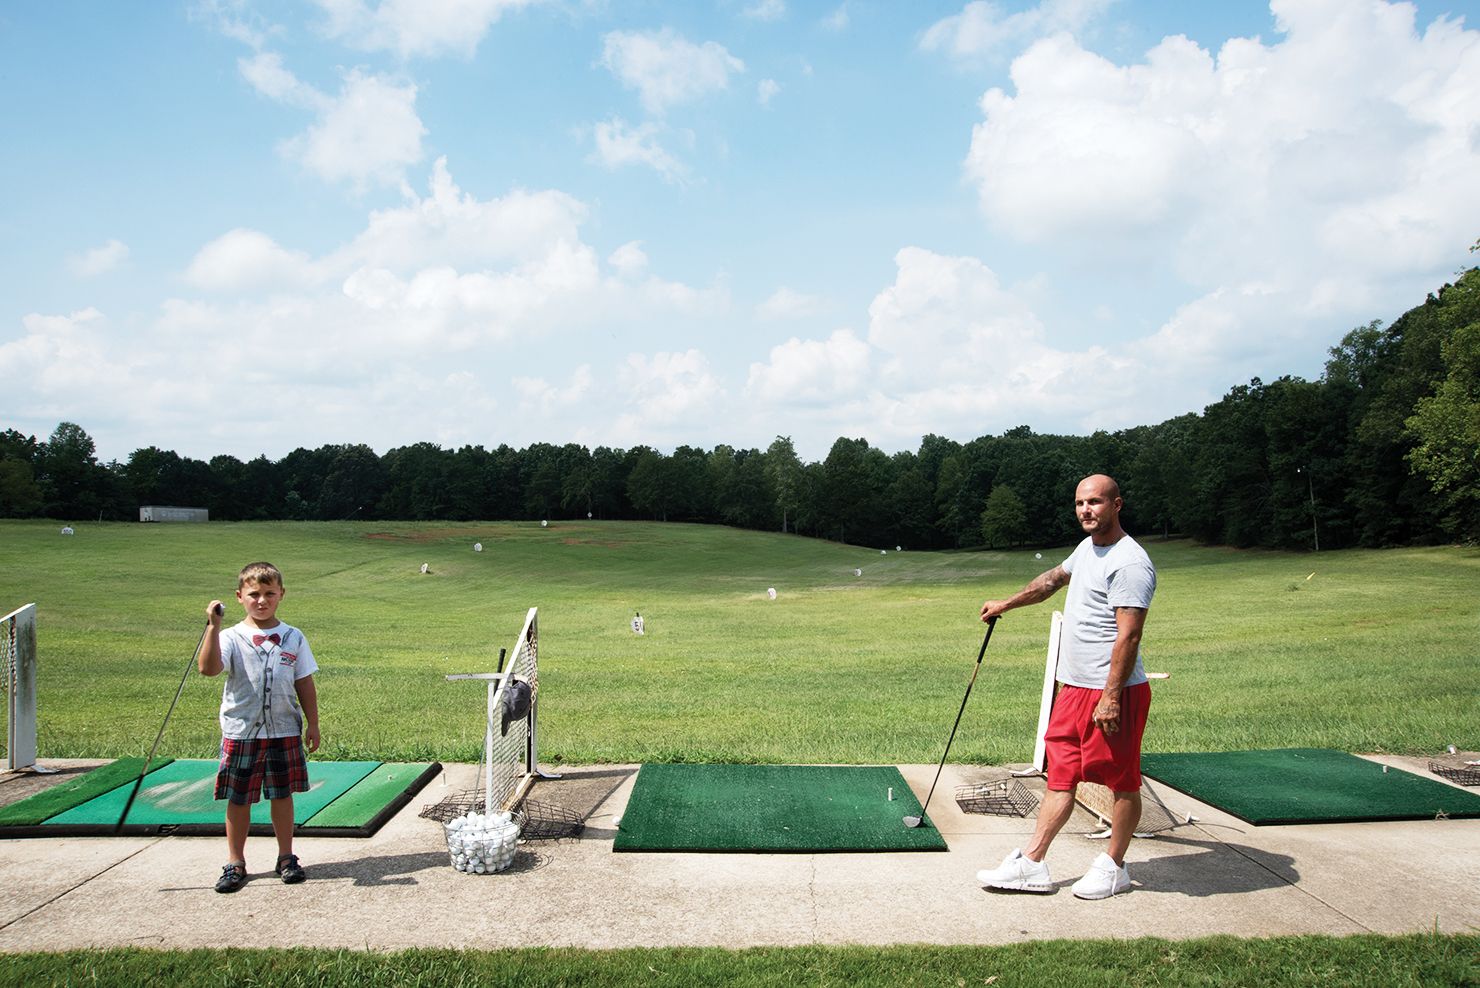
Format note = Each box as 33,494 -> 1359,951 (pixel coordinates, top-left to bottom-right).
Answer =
445,811 -> 521,874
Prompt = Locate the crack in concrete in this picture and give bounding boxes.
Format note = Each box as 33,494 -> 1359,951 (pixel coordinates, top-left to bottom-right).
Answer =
0,836 -> 165,936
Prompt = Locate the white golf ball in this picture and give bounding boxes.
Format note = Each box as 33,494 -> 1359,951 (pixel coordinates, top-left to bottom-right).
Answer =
612,815 -> 622,827
474,543 -> 483,552
1035,552 -> 1042,560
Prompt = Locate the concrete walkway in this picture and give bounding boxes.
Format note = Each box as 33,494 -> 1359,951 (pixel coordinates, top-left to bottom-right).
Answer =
2,756 -> 1476,952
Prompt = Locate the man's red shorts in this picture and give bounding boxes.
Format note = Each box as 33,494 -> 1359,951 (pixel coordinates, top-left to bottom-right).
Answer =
1044,682 -> 1151,792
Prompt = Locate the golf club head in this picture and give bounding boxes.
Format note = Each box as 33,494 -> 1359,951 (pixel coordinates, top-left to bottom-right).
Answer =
902,814 -> 925,828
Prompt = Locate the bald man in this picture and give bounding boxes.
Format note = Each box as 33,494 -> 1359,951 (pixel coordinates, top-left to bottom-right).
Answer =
976,474 -> 1156,899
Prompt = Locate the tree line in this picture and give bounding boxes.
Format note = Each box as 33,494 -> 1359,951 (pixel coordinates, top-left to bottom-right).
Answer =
3,267 -> 1476,550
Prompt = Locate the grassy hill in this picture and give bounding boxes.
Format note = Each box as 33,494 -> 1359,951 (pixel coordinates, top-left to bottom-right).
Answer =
2,519 -> 1475,763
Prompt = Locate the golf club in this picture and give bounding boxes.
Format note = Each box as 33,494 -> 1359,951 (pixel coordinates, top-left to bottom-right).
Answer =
904,616 -> 998,829
114,602 -> 223,833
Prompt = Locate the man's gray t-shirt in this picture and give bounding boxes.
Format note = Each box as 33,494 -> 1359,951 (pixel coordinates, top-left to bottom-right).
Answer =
1058,535 -> 1156,689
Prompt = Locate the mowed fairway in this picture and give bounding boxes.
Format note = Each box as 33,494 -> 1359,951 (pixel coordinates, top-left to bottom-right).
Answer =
2,519 -> 1476,765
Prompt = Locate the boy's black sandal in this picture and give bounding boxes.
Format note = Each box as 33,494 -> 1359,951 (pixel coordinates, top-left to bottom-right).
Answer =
275,853 -> 306,884
215,862 -> 247,894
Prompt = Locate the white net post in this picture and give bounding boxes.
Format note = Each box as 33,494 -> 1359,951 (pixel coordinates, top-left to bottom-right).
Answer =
446,606 -> 558,816
1018,609 -> 1184,834
1031,611 -> 1062,774
3,603 -> 39,772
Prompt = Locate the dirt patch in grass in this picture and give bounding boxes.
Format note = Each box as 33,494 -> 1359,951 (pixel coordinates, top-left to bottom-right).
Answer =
364,528 -> 492,543
560,537 -> 631,548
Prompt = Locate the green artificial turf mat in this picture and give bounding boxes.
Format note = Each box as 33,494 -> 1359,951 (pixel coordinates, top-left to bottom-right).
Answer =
0,758 -> 173,826
45,759 -> 380,829
302,761 -> 440,831
612,764 -> 948,852
1141,748 -> 1480,825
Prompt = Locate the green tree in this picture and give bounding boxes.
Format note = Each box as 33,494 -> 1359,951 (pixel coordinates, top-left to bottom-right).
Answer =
979,484 -> 1028,548
934,454 -> 972,547
240,455 -> 286,519
0,459 -> 43,516
763,436 -> 804,533
380,443 -> 452,519
882,453 -> 934,549
279,445 -> 344,519
821,437 -> 888,545
207,454 -> 251,520
626,448 -> 673,521
589,446 -> 629,518
1405,320 -> 1480,540
558,445 -> 596,518
318,444 -> 387,520
36,422 -> 106,519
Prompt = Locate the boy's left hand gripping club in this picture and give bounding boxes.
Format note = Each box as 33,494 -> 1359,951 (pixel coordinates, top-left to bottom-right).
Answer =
115,602 -> 224,833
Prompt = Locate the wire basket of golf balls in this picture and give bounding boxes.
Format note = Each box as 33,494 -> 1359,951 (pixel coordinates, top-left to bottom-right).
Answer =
954,778 -> 1038,818
1429,750 -> 1480,787
443,808 -> 525,874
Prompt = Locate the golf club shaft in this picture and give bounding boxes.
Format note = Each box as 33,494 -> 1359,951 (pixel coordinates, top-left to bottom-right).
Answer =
914,617 -> 997,824
115,604 -> 222,832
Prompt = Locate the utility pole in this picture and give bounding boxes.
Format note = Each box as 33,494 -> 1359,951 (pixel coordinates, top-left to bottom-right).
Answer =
1298,466 -> 1318,552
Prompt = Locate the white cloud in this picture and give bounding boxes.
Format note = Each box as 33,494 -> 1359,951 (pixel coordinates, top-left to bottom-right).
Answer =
757,78 -> 781,106
590,117 -> 688,183
338,157 -> 588,272
615,349 -> 723,438
513,365 -> 595,416
861,247 -> 1142,437
2,159 -> 734,460
310,0 -> 541,59
0,310 -> 110,416
921,0 -> 1112,60
961,1 -> 1480,382
191,0 -> 277,50
287,70 -> 426,189
599,29 -> 745,115
743,0 -> 786,22
756,287 -> 823,319
186,229 -> 319,293
68,240 -> 129,278
822,5 -> 849,32
238,52 -> 321,107
746,329 -> 869,404
241,54 -> 425,189
608,241 -> 649,278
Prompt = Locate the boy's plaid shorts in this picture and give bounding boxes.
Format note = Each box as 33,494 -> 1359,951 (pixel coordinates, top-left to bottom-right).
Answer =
215,736 -> 310,805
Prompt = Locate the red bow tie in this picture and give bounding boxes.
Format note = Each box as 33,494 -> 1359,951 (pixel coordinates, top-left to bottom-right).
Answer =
252,633 -> 281,647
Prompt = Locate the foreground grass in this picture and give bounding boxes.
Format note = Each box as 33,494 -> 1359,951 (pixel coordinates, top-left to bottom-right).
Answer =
2,520 -> 1477,763
2,935 -> 1475,987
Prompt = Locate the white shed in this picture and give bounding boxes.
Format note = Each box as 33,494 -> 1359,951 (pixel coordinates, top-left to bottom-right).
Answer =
139,505 -> 209,523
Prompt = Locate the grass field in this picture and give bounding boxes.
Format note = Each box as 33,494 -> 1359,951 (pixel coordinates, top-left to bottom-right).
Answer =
3,520 -> 1477,981
2,519 -> 1476,764
1,934 -> 1476,988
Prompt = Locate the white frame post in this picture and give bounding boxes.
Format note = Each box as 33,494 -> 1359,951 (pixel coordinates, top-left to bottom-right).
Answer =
4,603 -> 48,773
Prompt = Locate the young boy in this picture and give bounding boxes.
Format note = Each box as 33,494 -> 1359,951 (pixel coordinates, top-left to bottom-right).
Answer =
198,561 -> 321,893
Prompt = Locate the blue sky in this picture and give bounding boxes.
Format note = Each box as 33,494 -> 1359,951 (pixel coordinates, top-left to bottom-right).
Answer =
4,0 -> 1478,464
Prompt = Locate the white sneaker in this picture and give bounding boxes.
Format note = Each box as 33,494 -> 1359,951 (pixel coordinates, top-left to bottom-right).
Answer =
1071,852 -> 1131,899
976,848 -> 1053,893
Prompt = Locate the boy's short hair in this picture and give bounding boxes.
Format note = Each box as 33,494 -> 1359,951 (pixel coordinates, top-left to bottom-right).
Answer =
237,561 -> 284,589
